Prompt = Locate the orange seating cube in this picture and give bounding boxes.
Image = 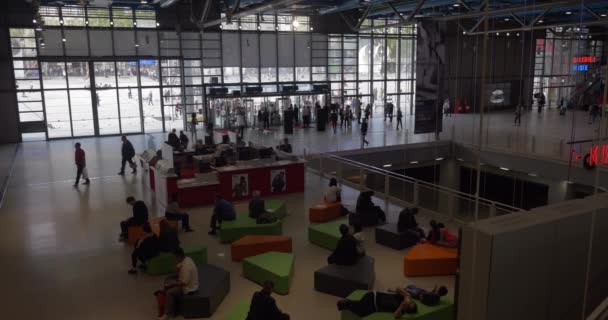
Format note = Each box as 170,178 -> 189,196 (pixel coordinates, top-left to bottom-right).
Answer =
403,243 -> 458,277
127,217 -> 178,245
309,201 -> 342,223
231,235 -> 292,262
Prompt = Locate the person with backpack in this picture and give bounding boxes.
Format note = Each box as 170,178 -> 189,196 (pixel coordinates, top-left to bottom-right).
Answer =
118,135 -> 137,175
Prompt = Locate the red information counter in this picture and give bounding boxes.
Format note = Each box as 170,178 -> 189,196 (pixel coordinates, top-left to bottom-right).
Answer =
215,160 -> 305,202
150,159 -> 306,208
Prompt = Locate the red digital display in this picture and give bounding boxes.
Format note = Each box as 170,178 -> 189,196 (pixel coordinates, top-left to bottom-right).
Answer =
572,56 -> 597,64
572,143 -> 608,167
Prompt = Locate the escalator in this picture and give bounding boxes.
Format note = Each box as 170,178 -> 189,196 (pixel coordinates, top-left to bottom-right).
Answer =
567,65 -> 606,110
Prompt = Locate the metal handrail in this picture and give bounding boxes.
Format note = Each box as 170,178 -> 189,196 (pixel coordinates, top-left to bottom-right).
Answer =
307,152 -> 521,213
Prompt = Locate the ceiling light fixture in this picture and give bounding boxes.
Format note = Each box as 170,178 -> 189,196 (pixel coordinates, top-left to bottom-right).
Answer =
292,19 -> 300,28
35,27 -> 43,31
457,158 -> 464,162
453,3 -> 460,7
496,32 -> 500,35
135,43 -> 139,47
538,20 -> 544,23
504,18 -> 510,21
528,173 -> 538,177
565,11 -> 572,15
60,19 -> 64,25
383,164 -> 393,168
156,22 -> 160,27
499,167 -> 510,171
601,13 -> 607,17
410,161 -> 419,164
110,21 -> 114,25
134,21 -> 137,26
33,19 -> 37,23
310,27 -> 314,31
62,38 -> 66,42
435,157 -> 444,161
85,20 -> 89,25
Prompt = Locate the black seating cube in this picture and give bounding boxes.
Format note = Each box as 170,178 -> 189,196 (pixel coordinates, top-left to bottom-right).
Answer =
375,223 -> 419,250
349,211 -> 379,227
314,256 -> 375,298
180,264 -> 230,318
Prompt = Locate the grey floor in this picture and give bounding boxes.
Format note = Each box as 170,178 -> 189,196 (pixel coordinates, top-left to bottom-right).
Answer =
1,107 -> 604,319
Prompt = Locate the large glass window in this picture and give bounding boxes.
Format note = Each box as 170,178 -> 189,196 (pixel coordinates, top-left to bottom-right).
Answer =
279,67 -> 294,82
112,7 -> 134,28
259,68 -> 275,83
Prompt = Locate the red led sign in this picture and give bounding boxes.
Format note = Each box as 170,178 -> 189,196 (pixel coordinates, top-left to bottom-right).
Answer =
572,143 -> 608,168
572,56 -> 597,64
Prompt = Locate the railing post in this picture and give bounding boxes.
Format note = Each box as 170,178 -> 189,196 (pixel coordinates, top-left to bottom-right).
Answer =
448,193 -> 456,220
319,156 -> 324,178
413,181 -> 419,206
337,161 -> 343,184
531,135 -> 536,153
559,139 -> 564,158
489,203 -> 497,218
384,173 -> 390,214
359,168 -> 365,189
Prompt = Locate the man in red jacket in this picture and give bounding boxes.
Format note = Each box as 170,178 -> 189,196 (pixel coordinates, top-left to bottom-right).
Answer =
74,142 -> 90,187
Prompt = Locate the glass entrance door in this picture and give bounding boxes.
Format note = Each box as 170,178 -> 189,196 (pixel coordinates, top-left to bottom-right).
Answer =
93,62 -> 121,135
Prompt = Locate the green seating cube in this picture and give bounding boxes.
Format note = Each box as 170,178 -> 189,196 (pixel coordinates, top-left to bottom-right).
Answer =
146,246 -> 208,275
220,213 -> 283,243
341,290 -> 454,320
265,200 -> 287,219
308,218 -> 348,250
224,301 -> 251,320
243,252 -> 295,295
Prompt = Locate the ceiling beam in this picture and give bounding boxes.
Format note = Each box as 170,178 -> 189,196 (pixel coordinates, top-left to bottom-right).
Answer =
528,8 -> 550,27
358,0 -> 425,31
466,19 -> 608,36
584,5 -> 601,20
467,16 -> 486,34
356,5 -> 372,29
227,0 -> 242,22
457,0 -> 473,12
510,13 -> 525,26
203,0 -> 307,28
431,0 -> 603,22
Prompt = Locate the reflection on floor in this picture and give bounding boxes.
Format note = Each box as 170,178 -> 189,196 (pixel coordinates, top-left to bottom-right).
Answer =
1,138 -> 455,319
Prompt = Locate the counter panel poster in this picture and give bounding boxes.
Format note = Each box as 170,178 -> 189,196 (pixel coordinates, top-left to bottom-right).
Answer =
271,169 -> 286,193
231,174 -> 249,199
415,20 -> 447,134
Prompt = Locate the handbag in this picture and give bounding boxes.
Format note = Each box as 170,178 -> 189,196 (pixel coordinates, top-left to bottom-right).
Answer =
82,167 -> 89,179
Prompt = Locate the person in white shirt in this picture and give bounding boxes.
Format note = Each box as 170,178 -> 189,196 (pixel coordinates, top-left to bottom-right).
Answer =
159,248 -> 199,320
324,178 -> 342,203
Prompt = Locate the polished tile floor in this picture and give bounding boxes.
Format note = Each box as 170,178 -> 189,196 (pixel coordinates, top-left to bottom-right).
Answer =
1,137 -> 454,320
1,107 -> 603,319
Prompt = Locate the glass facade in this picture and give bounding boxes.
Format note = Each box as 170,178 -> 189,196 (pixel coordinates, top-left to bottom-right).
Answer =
11,8 -> 416,140
534,29 -> 604,107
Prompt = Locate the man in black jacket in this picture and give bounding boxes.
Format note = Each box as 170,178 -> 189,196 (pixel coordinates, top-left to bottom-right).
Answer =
119,196 -> 149,241
247,281 -> 290,320
118,135 -> 137,175
327,224 -> 360,266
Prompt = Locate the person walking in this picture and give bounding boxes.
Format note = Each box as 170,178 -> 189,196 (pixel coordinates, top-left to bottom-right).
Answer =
360,118 -> 369,147
353,97 -> 361,124
303,105 -> 311,128
396,108 -> 403,130
514,104 -> 522,126
190,112 -> 198,141
73,142 -> 90,187
346,106 -> 353,128
294,105 -> 300,126
339,107 -> 345,128
118,135 -> 137,175
330,110 -> 338,133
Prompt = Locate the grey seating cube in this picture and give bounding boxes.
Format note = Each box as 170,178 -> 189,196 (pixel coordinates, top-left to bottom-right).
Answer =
375,223 -> 419,250
180,264 -> 230,318
349,211 -> 378,227
314,256 -> 375,298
